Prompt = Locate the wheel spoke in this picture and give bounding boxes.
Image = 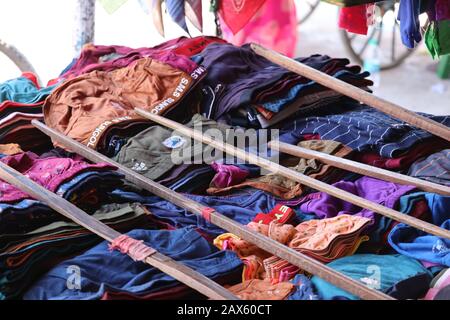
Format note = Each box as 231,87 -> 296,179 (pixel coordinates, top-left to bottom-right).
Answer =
391,21 -> 397,62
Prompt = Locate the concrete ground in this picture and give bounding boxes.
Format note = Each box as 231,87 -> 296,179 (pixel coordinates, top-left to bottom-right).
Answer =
0,1 -> 448,115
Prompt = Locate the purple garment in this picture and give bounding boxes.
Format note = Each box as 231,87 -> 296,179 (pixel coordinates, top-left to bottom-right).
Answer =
421,260 -> 441,268
299,176 -> 416,225
57,44 -> 198,81
0,152 -> 116,203
195,43 -> 371,120
210,162 -> 249,188
428,0 -> 450,21
166,0 -> 189,34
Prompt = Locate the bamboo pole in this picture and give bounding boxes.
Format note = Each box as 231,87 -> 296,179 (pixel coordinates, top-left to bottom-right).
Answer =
250,43 -> 450,142
32,120 -> 393,300
0,161 -> 237,300
269,140 -> 450,196
135,109 -> 450,240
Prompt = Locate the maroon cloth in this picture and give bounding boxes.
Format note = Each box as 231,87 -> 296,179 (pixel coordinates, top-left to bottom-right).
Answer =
218,0 -> 266,35
354,139 -> 449,170
53,36 -> 226,84
428,0 -> 450,21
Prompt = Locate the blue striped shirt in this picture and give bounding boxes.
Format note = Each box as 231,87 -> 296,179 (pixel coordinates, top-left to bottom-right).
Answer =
280,99 -> 450,158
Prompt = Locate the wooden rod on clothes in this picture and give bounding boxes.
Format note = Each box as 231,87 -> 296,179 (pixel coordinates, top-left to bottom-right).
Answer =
134,109 -> 450,241
0,161 -> 237,300
250,43 -> 450,143
32,120 -> 393,300
269,140 -> 450,196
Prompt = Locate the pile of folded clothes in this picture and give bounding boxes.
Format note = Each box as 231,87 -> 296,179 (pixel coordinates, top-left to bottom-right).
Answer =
0,36 -> 448,300
213,207 -> 371,283
0,73 -> 55,151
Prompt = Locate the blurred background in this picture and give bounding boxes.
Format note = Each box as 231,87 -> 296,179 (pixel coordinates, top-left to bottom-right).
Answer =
0,0 -> 448,114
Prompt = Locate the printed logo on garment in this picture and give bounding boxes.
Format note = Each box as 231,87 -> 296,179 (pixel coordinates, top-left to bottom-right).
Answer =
66,265 -> 81,290
131,161 -> 148,172
190,66 -> 206,80
149,76 -> 192,115
163,135 -> 186,149
360,265 -> 381,290
432,239 -> 449,254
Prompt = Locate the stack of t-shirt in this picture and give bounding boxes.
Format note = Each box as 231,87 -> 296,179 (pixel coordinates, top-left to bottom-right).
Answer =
213,212 -> 371,284
193,43 -> 373,128
0,203 -> 163,300
0,73 -> 55,151
23,227 -> 243,300
43,37 -> 227,154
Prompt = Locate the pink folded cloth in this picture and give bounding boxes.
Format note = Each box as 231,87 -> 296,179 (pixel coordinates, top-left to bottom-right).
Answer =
210,162 -> 249,188
424,268 -> 450,300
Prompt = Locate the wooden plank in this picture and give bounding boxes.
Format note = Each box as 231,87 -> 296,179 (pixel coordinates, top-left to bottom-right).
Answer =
134,109 -> 450,241
32,119 -> 394,300
270,140 -> 450,196
0,160 -> 237,300
250,43 -> 450,142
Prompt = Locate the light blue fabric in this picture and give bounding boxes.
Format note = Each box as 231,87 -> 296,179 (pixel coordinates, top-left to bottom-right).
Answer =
388,194 -> 450,267
311,254 -> 431,300
0,76 -> 55,104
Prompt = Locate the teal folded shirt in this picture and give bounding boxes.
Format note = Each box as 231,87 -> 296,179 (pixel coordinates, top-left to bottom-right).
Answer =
311,254 -> 431,300
0,75 -> 56,104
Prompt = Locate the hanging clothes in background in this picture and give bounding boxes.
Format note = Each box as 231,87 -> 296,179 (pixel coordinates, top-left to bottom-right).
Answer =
397,0 -> 423,49
185,0 -> 203,31
338,4 -> 371,35
148,0 -> 204,36
219,0 -> 298,57
165,0 -> 190,34
323,0 -> 385,6
336,0 -> 450,58
217,0 -> 267,35
425,19 -> 450,58
426,0 -> 450,58
98,0 -> 129,14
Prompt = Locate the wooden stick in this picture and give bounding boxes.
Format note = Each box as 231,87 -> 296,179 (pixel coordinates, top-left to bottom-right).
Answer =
0,161 -> 237,300
250,43 -> 450,142
269,140 -> 450,196
135,109 -> 450,241
32,120 -> 394,300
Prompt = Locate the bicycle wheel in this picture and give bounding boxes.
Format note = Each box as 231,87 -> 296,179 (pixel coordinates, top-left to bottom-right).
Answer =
339,2 -> 426,70
0,39 -> 38,76
296,0 -> 321,25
